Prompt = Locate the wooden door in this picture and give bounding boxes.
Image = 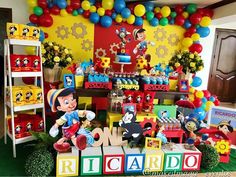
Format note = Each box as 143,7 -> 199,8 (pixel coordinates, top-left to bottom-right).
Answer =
208,29 -> 236,102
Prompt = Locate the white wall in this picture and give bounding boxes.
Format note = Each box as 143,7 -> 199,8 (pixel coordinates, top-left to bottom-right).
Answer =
0,0 -> 28,24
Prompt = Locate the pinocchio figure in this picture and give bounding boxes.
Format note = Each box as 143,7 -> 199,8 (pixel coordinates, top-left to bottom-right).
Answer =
47,88 -> 95,152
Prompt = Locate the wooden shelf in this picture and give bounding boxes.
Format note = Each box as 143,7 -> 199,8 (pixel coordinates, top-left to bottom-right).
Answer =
6,102 -> 44,112
7,131 -> 36,145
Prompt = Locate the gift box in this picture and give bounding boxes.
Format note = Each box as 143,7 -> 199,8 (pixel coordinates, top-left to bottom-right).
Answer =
19,24 -> 30,40
7,116 -> 25,139
143,91 -> 156,112
22,87 -> 34,104
21,55 -> 32,71
10,54 -> 21,72
134,91 -> 144,112
75,75 -> 84,88
18,114 -> 33,137
30,55 -> 41,71
124,90 -> 134,103
6,23 -> 19,39
32,87 -> 43,103
29,26 -> 40,40
33,115 -> 44,132
12,88 -> 24,106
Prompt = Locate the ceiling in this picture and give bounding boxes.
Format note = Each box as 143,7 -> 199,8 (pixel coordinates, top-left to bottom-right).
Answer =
126,0 -> 224,8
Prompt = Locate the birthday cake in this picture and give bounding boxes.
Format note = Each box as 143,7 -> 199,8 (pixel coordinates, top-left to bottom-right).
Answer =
115,49 -> 131,63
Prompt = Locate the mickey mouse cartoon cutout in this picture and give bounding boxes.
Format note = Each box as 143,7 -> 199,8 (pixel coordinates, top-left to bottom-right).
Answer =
33,59 -> 40,68
15,58 -> 21,67
9,25 -> 17,36
47,88 -> 96,152
15,92 -> 23,102
32,28 -> 40,38
22,58 -> 29,67
22,27 -> 29,37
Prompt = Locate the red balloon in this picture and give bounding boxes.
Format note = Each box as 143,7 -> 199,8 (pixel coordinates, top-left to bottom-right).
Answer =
155,13 -> 162,20
167,16 -> 171,21
175,5 -> 184,14
184,31 -> 192,37
175,15 -> 185,26
142,14 -> 146,19
193,98 -> 202,108
197,8 -> 205,16
105,10 -> 112,16
203,9 -> 214,18
190,13 -> 202,25
187,27 -> 197,35
38,0 -> 47,9
189,43 -> 203,54
44,32 -> 49,38
39,14 -> 53,27
214,99 -> 220,106
22,78 -> 35,85
203,90 -> 211,99
83,10 -> 90,18
128,4 -> 135,14
43,8 -> 50,14
50,5 -> 60,15
95,2 -> 102,8
71,0 -> 81,9
66,5 -> 73,13
29,14 -> 39,24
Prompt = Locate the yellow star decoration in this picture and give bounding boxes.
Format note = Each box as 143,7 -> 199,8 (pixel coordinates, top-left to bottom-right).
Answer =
215,140 -> 230,154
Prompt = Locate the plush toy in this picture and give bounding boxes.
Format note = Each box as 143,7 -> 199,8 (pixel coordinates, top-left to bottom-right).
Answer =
183,115 -> 202,140
217,120 -> 233,135
47,88 -> 95,152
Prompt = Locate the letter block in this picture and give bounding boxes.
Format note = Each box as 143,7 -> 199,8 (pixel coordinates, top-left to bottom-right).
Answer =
56,147 -> 79,177
80,147 -> 103,176
123,146 -> 145,173
142,149 -> 164,172
176,144 -> 202,171
162,143 -> 183,172
103,146 -> 124,175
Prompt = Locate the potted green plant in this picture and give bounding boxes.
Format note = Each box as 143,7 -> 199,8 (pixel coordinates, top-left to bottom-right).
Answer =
42,41 -> 73,82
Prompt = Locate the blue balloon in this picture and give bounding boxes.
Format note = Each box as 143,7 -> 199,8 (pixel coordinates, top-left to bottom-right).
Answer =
202,97 -> 207,103
134,17 -> 143,26
150,17 -> 159,27
197,27 -> 210,38
39,30 -> 45,42
194,41 -> 200,44
56,0 -> 67,9
209,96 -> 215,102
144,2 -> 154,11
169,18 -> 175,25
100,16 -> 112,28
121,8 -> 131,18
77,8 -> 84,14
27,22 -> 37,26
194,107 -> 206,121
90,13 -> 100,24
111,12 -> 117,19
48,2 -> 54,8
184,19 -> 191,29
89,0 -> 95,5
191,76 -> 202,87
114,0 -> 126,13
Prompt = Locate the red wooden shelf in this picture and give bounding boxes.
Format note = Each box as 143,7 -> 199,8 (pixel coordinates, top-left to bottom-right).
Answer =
85,82 -> 112,90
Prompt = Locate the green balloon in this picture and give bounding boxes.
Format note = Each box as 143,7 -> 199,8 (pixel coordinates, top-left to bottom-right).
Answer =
160,17 -> 168,26
170,12 -> 177,18
146,11 -> 154,21
201,103 -> 206,110
72,10 -> 79,16
33,6 -> 43,16
186,3 -> 197,14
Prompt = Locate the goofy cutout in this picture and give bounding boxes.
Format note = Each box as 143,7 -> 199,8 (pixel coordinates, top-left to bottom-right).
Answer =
48,88 -> 95,152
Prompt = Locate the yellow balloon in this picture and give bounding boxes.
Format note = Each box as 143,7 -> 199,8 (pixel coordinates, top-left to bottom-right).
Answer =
191,33 -> 200,41
189,87 -> 195,94
81,0 -> 91,10
115,14 -> 122,23
181,47 -> 189,52
200,16 -> 211,27
127,14 -> 135,24
25,46 -> 36,55
97,7 -> 105,16
90,6 -> 97,13
161,6 -> 171,17
102,0 -> 114,10
154,7 -> 161,13
196,91 -> 204,98
205,101 -> 214,111
27,0 -> 37,7
182,37 -> 193,47
134,4 -> 146,17
60,9 -> 68,17
182,12 -> 189,19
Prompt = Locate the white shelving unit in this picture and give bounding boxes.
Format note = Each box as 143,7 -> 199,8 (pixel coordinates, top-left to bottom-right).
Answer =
4,39 -> 46,158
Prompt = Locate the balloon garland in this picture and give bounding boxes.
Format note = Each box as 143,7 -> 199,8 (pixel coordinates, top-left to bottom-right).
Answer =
27,0 -> 213,52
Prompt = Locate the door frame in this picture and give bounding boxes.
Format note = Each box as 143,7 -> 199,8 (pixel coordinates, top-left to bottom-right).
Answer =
208,28 -> 236,93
